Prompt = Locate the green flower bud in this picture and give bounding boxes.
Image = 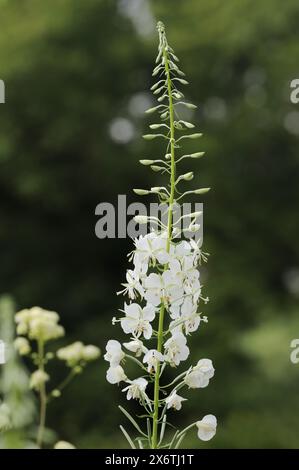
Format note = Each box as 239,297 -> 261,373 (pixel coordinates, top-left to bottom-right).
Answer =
139,159 -> 155,165
182,172 -> 194,181
133,189 -> 150,195
190,152 -> 205,158
133,216 -> 149,224
194,188 -> 211,194
142,134 -> 161,140
150,165 -> 164,172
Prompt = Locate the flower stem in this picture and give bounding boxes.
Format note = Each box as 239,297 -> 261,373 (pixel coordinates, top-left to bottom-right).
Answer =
151,42 -> 176,449
36,339 -> 47,448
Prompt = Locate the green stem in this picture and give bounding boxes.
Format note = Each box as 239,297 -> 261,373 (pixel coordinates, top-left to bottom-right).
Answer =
151,43 -> 176,449
36,339 -> 47,448
47,369 -> 77,403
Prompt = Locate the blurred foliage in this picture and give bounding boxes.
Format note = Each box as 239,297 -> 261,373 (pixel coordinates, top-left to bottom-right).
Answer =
0,0 -> 298,448
0,295 -> 36,448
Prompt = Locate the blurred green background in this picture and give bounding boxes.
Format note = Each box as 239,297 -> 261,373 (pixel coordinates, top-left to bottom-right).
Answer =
0,0 -> 299,449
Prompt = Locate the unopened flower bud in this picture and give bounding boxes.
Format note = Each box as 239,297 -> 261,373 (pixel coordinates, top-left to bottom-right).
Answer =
133,189 -> 149,195
182,172 -> 194,181
139,160 -> 154,165
134,216 -> 148,224
194,188 -> 210,194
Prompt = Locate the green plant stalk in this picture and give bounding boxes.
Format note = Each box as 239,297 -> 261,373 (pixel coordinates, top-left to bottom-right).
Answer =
151,44 -> 176,449
36,339 -> 47,448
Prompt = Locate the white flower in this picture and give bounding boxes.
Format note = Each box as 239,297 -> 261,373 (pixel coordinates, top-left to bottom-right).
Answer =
184,278 -> 202,303
30,370 -> 49,391
123,339 -> 147,357
82,345 -> 101,361
54,441 -> 76,449
104,340 -> 125,367
183,313 -> 202,334
57,341 -> 100,367
121,303 -> 155,339
165,391 -> 187,411
143,349 -> 164,373
122,377 -> 148,400
15,307 -> 64,342
14,337 -> 31,356
134,232 -> 170,269
169,295 -> 195,320
118,269 -> 145,300
185,358 -> 215,388
164,332 -> 190,366
175,241 -> 192,258
106,365 -> 127,384
196,414 -> 217,441
143,271 -> 184,307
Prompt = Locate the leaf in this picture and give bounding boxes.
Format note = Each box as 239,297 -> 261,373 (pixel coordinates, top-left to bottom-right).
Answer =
119,425 -> 136,449
174,433 -> 186,449
169,430 -> 179,448
118,406 -> 147,437
137,439 -> 144,449
158,414 -> 167,446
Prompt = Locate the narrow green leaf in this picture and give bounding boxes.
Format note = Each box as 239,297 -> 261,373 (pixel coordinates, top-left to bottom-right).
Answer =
159,414 -> 167,446
118,405 -> 147,437
174,432 -> 186,449
119,425 -> 136,449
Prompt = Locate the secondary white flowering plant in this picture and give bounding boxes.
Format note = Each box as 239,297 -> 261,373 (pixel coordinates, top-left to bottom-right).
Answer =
14,306 -> 100,448
104,22 -> 217,449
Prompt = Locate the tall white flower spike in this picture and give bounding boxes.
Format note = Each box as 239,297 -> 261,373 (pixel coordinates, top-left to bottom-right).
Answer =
105,21 -> 217,449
